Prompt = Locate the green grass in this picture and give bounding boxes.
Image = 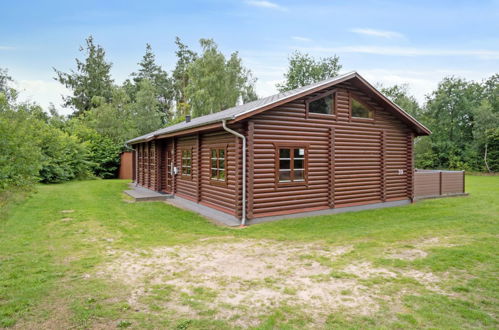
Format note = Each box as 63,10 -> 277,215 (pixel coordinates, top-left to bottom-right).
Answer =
0,176 -> 498,329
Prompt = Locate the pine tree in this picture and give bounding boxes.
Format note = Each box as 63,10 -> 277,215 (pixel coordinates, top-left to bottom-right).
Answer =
54,36 -> 114,116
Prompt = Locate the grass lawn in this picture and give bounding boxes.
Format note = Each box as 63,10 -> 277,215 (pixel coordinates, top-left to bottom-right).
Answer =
0,176 -> 498,329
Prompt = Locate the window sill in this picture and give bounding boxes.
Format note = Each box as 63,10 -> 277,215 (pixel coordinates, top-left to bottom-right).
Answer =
276,181 -> 308,188
308,113 -> 337,120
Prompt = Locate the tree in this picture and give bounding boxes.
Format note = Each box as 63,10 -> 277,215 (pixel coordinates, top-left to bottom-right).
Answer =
423,77 -> 482,169
473,100 -> 499,172
185,38 -> 257,117
172,37 -> 198,117
54,36 -> 114,116
381,84 -> 423,118
83,86 -> 136,145
127,44 -> 174,122
276,51 -> 342,92
482,74 -> 499,113
0,68 -> 17,102
131,79 -> 164,135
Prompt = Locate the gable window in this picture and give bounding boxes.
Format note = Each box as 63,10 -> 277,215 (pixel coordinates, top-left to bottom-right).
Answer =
351,98 -> 374,119
309,94 -> 334,115
210,147 -> 226,182
306,90 -> 336,117
277,147 -> 307,184
181,149 -> 192,177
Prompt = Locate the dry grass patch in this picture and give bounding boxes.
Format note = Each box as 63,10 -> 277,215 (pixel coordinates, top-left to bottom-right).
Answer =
95,239 -> 446,327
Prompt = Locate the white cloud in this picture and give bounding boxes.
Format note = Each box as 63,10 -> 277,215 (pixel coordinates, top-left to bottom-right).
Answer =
245,1 -> 286,10
0,46 -> 15,50
292,36 -> 312,42
15,79 -> 72,115
298,45 -> 499,59
351,28 -> 404,39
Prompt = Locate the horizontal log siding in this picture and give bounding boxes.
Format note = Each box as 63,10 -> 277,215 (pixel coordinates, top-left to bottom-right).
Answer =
199,131 -> 238,215
175,136 -> 198,201
250,83 -> 412,218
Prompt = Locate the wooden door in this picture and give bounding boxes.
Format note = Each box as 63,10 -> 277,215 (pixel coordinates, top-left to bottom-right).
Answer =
160,143 -> 173,193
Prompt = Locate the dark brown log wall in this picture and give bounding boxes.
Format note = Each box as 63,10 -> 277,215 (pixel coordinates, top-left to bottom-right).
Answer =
175,136 -> 198,201
249,82 -> 413,218
199,131 -> 238,215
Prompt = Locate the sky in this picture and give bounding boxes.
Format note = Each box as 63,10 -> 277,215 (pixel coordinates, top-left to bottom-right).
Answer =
1,0 -> 499,115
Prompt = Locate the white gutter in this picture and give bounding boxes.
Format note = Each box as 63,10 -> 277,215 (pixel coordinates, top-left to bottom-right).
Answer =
222,120 -> 246,226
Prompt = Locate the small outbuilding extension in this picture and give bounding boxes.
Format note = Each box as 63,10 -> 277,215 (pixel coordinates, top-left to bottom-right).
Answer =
126,71 -> 432,225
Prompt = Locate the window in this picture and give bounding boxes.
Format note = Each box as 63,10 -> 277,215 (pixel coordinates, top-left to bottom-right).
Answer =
351,98 -> 373,119
210,148 -> 226,182
309,94 -> 334,115
277,147 -> 306,183
181,149 -> 192,177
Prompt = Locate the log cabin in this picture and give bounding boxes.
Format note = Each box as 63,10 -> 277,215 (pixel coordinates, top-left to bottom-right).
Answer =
127,72 -> 431,225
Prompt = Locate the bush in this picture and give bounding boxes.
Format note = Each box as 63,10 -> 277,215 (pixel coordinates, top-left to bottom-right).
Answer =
66,120 -> 122,179
0,110 -> 42,190
36,123 -> 92,183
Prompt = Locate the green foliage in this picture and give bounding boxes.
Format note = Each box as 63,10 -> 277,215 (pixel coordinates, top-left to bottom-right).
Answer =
185,39 -> 257,117
381,84 -> 423,118
36,123 -> 92,183
485,128 -> 499,171
276,51 -> 342,92
66,120 -> 122,179
132,79 -> 165,135
0,108 -> 42,190
418,76 -> 499,171
0,68 -> 93,188
54,36 -> 114,116
126,43 -> 174,122
172,37 -> 198,117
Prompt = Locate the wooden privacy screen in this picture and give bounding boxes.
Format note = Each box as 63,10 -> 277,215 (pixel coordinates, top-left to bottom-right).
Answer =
414,170 -> 465,199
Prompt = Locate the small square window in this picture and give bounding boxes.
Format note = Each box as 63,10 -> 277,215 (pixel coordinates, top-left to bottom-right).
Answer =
276,147 -> 307,184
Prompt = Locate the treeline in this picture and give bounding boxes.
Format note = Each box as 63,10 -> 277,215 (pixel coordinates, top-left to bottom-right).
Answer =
380,77 -> 499,172
0,36 -> 257,195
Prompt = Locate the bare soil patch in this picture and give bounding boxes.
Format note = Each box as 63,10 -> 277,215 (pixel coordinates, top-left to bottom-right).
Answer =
95,239 -> 443,326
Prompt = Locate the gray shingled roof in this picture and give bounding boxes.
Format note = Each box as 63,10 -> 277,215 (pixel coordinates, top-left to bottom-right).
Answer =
127,71 -> 357,144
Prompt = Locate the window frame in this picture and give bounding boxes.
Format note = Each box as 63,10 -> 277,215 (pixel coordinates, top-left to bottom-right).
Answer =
209,145 -> 228,186
349,92 -> 375,122
305,89 -> 337,119
274,143 -> 309,187
180,147 -> 193,179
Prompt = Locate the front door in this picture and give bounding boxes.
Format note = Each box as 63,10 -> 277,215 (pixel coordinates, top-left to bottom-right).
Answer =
160,143 -> 173,193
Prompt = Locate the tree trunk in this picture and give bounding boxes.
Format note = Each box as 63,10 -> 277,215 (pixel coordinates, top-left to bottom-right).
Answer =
484,142 -> 491,173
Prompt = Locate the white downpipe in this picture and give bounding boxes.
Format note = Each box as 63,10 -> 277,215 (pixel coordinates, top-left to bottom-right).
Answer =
222,120 -> 246,226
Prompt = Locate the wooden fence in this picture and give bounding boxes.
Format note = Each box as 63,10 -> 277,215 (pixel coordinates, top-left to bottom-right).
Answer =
414,169 -> 466,200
